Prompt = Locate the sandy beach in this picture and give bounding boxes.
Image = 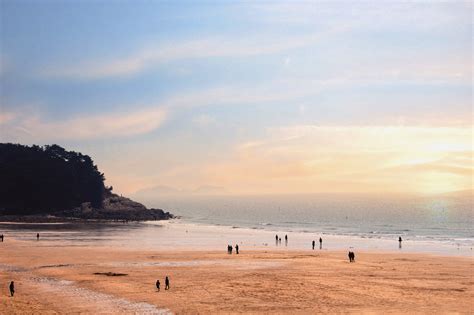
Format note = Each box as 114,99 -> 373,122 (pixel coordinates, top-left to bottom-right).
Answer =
1,237 -> 472,314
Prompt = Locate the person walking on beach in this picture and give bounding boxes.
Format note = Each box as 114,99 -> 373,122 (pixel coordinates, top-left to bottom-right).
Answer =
275,234 -> 278,245
319,237 -> 322,249
348,251 -> 355,262
9,281 -> 14,297
285,234 -> 288,246
36,233 -> 39,241
1,234 -> 3,242
165,276 -> 170,290
235,244 -> 239,254
398,236 -> 402,249
312,240 -> 315,250
156,279 -> 160,291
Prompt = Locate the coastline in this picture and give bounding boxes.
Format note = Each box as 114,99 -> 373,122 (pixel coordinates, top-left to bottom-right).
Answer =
1,219 -> 472,257
152,220 -> 474,257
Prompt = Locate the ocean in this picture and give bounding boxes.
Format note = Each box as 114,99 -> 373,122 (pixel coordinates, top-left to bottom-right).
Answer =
145,193 -> 473,248
0,193 -> 472,256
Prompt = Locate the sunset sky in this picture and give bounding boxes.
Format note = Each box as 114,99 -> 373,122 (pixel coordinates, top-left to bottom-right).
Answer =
1,1 -> 472,196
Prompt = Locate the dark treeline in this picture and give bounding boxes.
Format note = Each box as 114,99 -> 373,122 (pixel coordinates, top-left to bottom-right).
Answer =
0,143 -> 106,215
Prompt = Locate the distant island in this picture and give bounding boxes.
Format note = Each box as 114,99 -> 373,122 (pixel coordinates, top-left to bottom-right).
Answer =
0,143 -> 173,222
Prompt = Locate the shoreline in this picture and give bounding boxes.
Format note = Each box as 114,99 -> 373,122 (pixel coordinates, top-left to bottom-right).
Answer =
1,219 -> 472,257
149,220 -> 474,257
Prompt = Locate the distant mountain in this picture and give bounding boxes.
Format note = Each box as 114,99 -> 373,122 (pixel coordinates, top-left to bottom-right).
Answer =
193,185 -> 228,194
133,184 -> 228,198
135,185 -> 182,196
0,143 -> 172,222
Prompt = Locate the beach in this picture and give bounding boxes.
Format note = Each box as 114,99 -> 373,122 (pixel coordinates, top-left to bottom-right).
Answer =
0,222 -> 473,314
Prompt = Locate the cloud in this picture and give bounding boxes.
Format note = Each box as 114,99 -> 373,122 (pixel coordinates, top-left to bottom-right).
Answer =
1,106 -> 167,141
192,114 -> 216,127
251,2 -> 469,30
2,71 -> 470,143
0,112 -> 15,124
41,30 -> 340,79
204,124 -> 473,194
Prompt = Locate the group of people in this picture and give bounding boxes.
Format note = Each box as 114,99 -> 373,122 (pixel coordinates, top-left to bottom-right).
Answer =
275,234 -> 288,246
155,276 -> 170,291
4,233 -> 407,298
312,237 -> 323,250
227,244 -> 239,254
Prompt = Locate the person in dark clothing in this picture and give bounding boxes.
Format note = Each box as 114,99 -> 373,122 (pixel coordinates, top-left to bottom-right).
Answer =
156,279 -> 160,291
348,251 -> 355,262
398,236 -> 402,249
312,240 -> 315,250
165,276 -> 170,290
319,237 -> 322,249
275,234 -> 278,245
235,244 -> 239,254
1,234 -> 3,242
36,233 -> 39,241
9,281 -> 14,297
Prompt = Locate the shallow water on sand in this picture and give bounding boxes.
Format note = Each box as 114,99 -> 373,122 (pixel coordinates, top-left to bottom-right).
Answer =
0,220 -> 472,256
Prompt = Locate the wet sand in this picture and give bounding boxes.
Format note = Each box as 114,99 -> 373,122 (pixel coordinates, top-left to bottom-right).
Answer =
0,239 -> 472,314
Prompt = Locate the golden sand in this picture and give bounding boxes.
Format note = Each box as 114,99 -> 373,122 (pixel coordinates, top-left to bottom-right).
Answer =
0,239 -> 472,314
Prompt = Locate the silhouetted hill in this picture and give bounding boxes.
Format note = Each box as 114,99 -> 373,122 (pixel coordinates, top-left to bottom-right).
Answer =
0,143 -> 172,221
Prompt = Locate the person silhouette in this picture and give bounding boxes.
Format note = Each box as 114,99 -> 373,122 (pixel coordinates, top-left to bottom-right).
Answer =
398,236 -> 402,249
9,281 -> 14,297
36,233 -> 39,241
235,244 -> 239,254
348,251 -> 355,262
285,234 -> 288,246
165,276 -> 170,290
1,234 -> 3,242
275,234 -> 278,245
319,237 -> 322,249
312,240 -> 315,250
156,279 -> 160,291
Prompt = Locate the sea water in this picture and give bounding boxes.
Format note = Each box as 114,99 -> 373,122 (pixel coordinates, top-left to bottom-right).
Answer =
147,193 -> 473,248
0,193 -> 472,256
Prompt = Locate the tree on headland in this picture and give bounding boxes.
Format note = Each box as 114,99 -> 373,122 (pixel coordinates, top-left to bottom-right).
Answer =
0,143 -> 105,215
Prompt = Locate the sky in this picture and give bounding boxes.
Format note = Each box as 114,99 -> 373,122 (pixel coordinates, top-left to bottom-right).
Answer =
0,1 -> 472,196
